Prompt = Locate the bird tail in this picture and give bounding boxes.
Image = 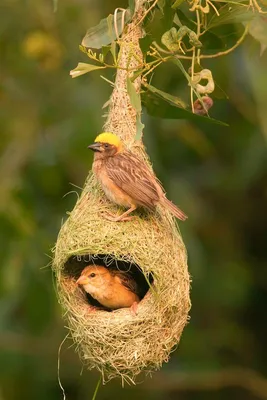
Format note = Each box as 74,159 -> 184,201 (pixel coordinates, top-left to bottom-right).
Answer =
162,197 -> 188,221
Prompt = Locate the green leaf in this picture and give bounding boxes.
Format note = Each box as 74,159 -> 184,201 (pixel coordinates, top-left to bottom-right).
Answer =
70,62 -> 106,78
107,14 -> 115,43
171,57 -> 191,81
101,45 -> 111,59
139,35 -> 152,53
207,4 -> 255,29
173,8 -> 197,32
173,13 -> 183,27
159,0 -> 176,30
82,9 -> 132,49
200,30 -> 225,51
145,83 -> 186,109
142,86 -> 228,126
161,27 -> 182,52
157,0 -> 166,14
247,15 -> 267,56
172,0 -> 185,9
128,0 -> 135,15
79,44 -> 88,54
127,77 -> 141,112
171,57 -> 206,107
136,114 -> 144,140
110,41 -> 117,63
131,68 -> 144,82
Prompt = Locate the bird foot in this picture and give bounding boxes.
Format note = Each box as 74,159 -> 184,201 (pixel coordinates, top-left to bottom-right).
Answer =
130,301 -> 139,316
102,211 -> 134,222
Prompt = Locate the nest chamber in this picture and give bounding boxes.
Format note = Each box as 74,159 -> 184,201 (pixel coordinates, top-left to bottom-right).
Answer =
53,169 -> 191,383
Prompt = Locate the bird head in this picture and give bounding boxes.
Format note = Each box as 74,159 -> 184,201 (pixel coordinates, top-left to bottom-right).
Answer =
88,132 -> 123,157
76,265 -> 112,296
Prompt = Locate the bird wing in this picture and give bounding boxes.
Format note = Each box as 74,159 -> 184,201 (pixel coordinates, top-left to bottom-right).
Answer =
114,272 -> 139,297
105,152 -> 161,209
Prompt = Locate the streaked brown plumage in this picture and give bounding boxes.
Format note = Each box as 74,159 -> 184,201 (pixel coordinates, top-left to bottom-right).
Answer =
76,265 -> 139,312
88,132 -> 187,222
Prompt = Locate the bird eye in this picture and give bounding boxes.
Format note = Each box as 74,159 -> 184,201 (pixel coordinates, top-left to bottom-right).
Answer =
104,143 -> 109,148
90,272 -> 96,278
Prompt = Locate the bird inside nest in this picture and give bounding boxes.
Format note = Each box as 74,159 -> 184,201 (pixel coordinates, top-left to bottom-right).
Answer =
76,265 -> 140,314
87,132 -> 187,222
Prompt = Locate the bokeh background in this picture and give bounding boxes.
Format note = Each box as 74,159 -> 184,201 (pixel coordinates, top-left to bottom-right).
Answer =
1,0 -> 267,399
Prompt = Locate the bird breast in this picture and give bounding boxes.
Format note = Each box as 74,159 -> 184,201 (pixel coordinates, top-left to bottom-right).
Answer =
83,283 -> 99,298
88,280 -> 138,310
93,159 -> 135,208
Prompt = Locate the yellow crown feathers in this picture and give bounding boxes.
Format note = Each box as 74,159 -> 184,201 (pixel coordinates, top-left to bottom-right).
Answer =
94,132 -> 123,149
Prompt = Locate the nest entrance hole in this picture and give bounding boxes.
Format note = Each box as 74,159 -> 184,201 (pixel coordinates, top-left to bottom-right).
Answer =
64,254 -> 153,311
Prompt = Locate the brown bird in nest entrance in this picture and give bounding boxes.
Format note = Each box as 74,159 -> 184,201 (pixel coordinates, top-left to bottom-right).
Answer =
76,265 -> 140,314
88,132 -> 187,222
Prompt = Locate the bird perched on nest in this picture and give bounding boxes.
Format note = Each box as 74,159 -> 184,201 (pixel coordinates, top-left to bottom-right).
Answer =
76,265 -> 140,313
87,132 -> 187,222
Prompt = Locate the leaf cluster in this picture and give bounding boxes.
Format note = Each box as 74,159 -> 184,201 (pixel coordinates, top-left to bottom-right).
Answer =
70,0 -> 267,125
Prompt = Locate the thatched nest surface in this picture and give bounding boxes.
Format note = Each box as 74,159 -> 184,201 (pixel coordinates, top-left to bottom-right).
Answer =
53,174 -> 191,383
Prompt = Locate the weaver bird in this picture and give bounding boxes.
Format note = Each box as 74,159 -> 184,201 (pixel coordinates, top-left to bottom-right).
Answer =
76,265 -> 139,313
87,132 -> 187,222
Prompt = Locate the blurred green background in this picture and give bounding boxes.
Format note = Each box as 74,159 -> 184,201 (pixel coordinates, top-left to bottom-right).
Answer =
1,0 -> 267,399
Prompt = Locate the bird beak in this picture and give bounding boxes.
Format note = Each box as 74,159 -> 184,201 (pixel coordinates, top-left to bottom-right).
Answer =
76,275 -> 90,285
87,142 -> 101,152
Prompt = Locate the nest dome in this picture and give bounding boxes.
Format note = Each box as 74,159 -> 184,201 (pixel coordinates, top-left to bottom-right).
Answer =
53,173 -> 191,383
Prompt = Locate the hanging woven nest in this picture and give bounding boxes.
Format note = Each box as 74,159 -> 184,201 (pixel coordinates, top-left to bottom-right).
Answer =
53,1 -> 191,384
